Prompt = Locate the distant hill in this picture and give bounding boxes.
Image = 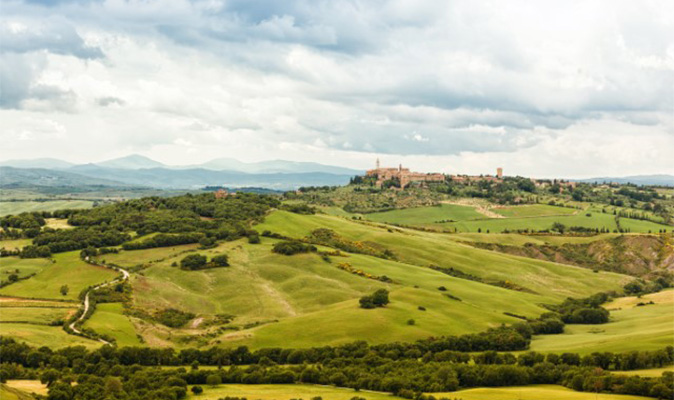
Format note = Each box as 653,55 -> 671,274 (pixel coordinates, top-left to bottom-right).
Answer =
67,165 -> 353,189
0,166 -> 130,188
578,174 -> 674,186
198,158 -> 362,175
0,158 -> 75,169
95,155 -> 165,169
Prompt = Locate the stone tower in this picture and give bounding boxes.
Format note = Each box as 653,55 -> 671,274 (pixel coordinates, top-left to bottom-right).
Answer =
376,158 -> 380,169
497,167 -> 503,178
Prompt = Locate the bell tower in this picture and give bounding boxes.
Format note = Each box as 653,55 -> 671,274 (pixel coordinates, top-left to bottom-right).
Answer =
376,158 -> 380,169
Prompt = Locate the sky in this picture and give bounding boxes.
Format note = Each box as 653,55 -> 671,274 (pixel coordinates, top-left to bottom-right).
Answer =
0,0 -> 672,178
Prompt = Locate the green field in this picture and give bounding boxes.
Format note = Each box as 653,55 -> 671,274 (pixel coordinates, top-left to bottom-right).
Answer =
116,210 -> 633,349
0,252 -> 118,300
434,384 -> 652,400
613,365 -> 674,377
0,323 -> 99,349
0,306 -> 73,324
188,384 -> 401,400
0,384 -> 36,400
365,203 -> 485,226
0,239 -> 32,251
493,204 -> 578,218
83,303 -> 141,346
98,243 -> 200,267
0,258 -> 51,285
530,290 -> 674,354
256,211 -> 630,300
0,200 -> 93,217
4,381 -> 47,397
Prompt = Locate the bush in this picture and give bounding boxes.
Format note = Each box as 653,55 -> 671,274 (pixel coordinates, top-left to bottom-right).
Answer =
155,308 -> 196,328
360,289 -> 389,309
180,254 -> 208,270
211,254 -> 229,267
272,241 -> 317,255
192,385 -> 203,395
407,319 -> 415,325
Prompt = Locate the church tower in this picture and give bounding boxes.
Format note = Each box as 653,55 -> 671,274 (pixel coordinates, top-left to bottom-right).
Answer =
376,158 -> 380,169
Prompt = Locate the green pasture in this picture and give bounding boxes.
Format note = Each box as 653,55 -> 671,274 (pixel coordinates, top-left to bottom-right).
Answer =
613,365 -> 674,377
0,200 -> 93,217
98,243 -> 201,267
0,239 -> 32,251
0,252 -> 118,300
0,258 -> 51,285
0,384 -> 36,400
0,323 -> 99,349
493,204 -> 577,218
255,211 -> 631,300
83,303 -> 141,346
530,290 -> 674,354
434,384 -> 652,400
364,204 -> 484,226
0,306 -> 73,324
188,384 -> 400,400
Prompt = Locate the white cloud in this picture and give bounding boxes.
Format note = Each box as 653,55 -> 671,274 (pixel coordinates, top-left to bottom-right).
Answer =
0,0 -> 672,177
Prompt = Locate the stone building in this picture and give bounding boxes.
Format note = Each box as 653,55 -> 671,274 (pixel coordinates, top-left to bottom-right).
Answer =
366,159 -> 445,188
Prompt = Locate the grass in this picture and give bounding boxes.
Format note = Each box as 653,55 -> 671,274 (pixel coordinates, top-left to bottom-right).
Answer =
44,218 -> 73,229
187,384 -> 401,400
0,306 -> 74,324
433,384 -> 652,400
0,252 -> 118,300
0,323 -> 99,349
530,290 -> 674,354
0,258 -> 51,285
0,200 -> 93,217
97,243 -> 201,267
4,381 -> 48,396
613,365 -> 674,377
0,384 -> 36,400
83,303 -> 141,346
255,211 -> 630,300
493,204 -> 578,218
365,204 -> 485,226
0,239 -> 32,251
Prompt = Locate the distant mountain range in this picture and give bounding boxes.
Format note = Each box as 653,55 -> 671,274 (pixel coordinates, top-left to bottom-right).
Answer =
0,154 -> 361,175
577,175 -> 674,186
0,155 -> 362,190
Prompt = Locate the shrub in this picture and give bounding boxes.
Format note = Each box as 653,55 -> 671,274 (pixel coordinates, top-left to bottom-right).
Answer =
272,241 -> 317,255
180,254 -> 208,270
155,308 -> 196,328
191,385 -> 203,395
359,289 -> 389,309
211,254 -> 229,267
407,319 -> 415,325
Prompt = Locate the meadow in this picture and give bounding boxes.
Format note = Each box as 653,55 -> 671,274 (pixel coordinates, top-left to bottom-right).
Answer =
0,252 -> 118,300
434,385 -> 653,400
0,257 -> 51,285
188,384 -> 400,400
82,303 -> 141,346
529,290 -> 674,354
0,200 -> 93,217
365,203 -> 485,226
0,306 -> 73,324
0,323 -> 98,349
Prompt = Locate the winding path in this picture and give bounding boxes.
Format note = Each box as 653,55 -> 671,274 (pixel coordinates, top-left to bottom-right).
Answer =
68,261 -> 130,345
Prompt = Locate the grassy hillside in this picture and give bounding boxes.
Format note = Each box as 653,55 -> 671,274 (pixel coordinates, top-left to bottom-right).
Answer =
189,384 -> 401,400
365,203 -> 485,225
493,204 -> 578,218
115,234 -> 554,349
0,323 -> 98,349
0,252 -> 118,300
0,258 -> 51,285
83,303 -> 141,346
256,211 -> 631,300
434,385 -> 652,400
0,200 -> 94,217
529,290 -> 674,354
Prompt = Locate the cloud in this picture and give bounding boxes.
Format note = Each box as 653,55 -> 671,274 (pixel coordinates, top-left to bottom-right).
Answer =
0,0 -> 671,176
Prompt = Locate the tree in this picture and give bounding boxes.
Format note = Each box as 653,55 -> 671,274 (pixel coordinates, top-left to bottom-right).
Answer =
60,285 -> 69,296
7,273 -> 18,283
191,385 -> 203,395
211,254 -> 229,267
180,254 -> 208,270
206,374 -> 222,386
360,289 -> 389,309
